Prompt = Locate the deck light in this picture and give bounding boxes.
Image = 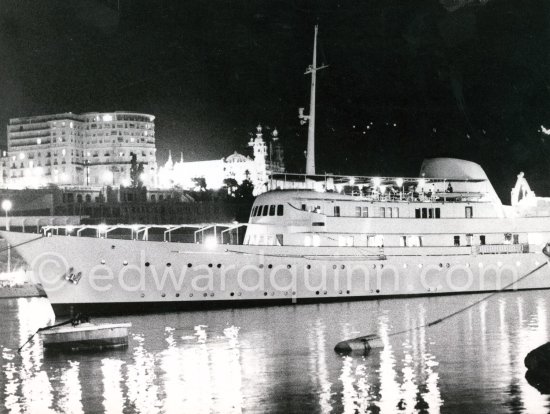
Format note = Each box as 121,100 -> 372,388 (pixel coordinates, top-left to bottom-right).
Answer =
395,178 -> 403,187
204,235 -> 218,249
2,200 -> 12,231
372,177 -> 381,187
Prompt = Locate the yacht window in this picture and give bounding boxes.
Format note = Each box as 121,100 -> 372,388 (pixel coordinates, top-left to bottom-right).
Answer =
302,204 -> 307,211
356,206 -> 368,217
338,235 -> 354,247
406,236 -> 422,247
435,208 -> 441,218
465,206 -> 473,218
513,234 -> 519,244
480,235 -> 486,245
334,206 -> 340,217
392,207 -> 399,218
428,208 -> 434,219
269,205 -> 276,216
276,234 -> 283,246
466,234 -> 473,246
277,205 -> 284,216
400,236 -> 407,247
422,208 -> 427,218
262,205 -> 268,216
415,208 -> 421,218
252,206 -> 257,216
454,235 -> 460,246
504,233 -> 512,243
387,207 -> 393,218
379,207 -> 385,218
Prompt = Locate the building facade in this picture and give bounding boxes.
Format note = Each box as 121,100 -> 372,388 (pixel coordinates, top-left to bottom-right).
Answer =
157,125 -> 284,195
5,112 -> 157,188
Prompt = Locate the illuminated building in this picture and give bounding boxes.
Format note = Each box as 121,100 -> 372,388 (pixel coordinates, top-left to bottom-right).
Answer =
5,112 -> 157,188
157,125 -> 284,195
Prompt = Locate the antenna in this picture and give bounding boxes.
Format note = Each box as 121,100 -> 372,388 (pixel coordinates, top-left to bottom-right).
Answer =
299,25 -> 328,175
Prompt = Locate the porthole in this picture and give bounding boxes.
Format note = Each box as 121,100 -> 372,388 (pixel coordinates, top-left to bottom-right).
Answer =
439,263 -> 443,268
210,293 -> 214,297
268,264 -> 273,269
230,292 -> 235,296
292,291 -> 297,295
338,290 -> 343,294
217,263 -> 222,268
187,263 -> 192,267
208,263 -> 213,268
145,262 -> 150,267
323,291 -> 327,295
167,263 -> 172,267
271,292 -> 275,296
306,264 -> 311,270
346,290 -> 351,294
372,264 -> 376,269
175,293 -> 180,298
263,292 -> 268,296
380,264 -> 384,269
333,265 -> 337,270
287,264 -> 292,269
259,264 -> 264,269
341,265 -> 345,270
238,292 -> 242,296
315,291 -> 320,295
376,289 -> 380,293
111,245 -> 115,249
446,263 -> 450,268
203,293 -> 207,297
189,293 -> 193,297
161,293 -> 166,298
123,260 -> 128,266
140,293 -> 145,298
284,292 -> 288,296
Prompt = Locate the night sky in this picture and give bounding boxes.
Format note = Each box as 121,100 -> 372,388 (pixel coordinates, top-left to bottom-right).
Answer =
1,0 -> 550,201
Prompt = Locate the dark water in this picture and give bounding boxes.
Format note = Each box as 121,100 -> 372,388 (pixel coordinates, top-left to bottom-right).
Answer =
1,292 -> 550,413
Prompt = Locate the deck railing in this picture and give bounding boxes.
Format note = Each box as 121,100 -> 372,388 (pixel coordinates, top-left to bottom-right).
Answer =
472,243 -> 529,255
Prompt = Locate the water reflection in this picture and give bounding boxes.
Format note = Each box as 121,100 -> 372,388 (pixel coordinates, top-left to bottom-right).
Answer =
1,293 -> 550,413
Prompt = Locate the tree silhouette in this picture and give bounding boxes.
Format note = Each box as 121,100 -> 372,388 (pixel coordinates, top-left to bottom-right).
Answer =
130,152 -> 144,188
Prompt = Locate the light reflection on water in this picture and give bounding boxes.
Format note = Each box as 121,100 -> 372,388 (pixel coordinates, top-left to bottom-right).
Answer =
1,292 -> 550,413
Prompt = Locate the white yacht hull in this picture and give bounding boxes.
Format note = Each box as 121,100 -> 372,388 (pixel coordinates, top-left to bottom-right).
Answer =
2,230 -> 549,316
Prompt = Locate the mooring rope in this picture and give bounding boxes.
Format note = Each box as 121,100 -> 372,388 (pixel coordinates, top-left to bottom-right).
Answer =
384,261 -> 548,340
0,235 -> 44,254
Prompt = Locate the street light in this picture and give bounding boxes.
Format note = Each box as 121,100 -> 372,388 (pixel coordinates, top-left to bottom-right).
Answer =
2,200 -> 12,231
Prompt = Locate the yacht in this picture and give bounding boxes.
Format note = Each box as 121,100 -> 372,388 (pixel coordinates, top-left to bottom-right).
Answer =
2,27 -> 550,315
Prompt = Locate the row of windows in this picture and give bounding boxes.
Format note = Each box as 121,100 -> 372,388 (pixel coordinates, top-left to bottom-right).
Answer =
415,207 -> 441,219
252,204 -> 284,217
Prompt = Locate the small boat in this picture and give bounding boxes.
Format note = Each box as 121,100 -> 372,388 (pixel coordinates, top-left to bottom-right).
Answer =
39,322 -> 131,351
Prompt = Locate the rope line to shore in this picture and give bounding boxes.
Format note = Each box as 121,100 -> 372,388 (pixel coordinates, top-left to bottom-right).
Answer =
0,235 -> 44,254
385,261 -> 549,339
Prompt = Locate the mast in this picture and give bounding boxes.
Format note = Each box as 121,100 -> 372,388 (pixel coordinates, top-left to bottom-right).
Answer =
299,25 -> 327,176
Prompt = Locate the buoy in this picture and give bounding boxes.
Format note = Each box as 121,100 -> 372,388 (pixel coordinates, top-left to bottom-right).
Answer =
334,334 -> 384,356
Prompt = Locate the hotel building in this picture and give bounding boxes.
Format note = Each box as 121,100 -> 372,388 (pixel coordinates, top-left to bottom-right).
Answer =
4,111 -> 157,188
